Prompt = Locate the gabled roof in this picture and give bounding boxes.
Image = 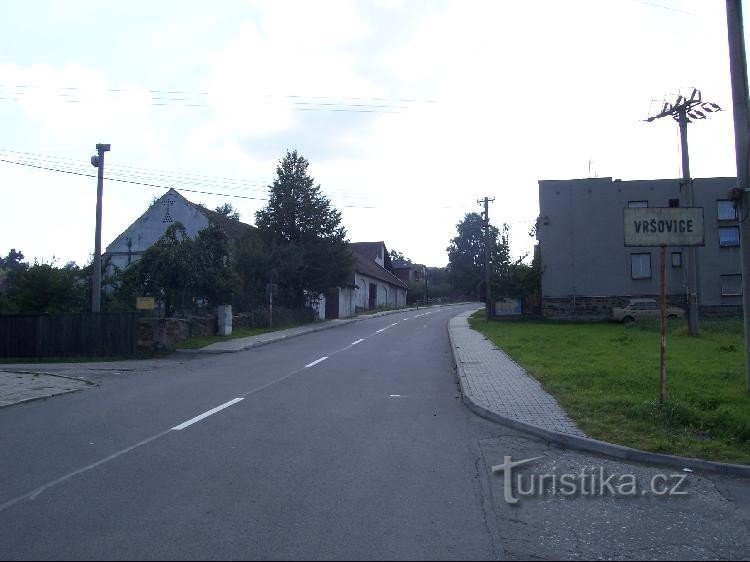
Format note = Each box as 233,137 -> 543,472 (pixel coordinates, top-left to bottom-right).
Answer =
182,194 -> 256,241
350,244 -> 407,289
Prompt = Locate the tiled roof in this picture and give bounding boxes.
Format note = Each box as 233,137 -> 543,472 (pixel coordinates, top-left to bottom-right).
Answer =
350,245 -> 408,289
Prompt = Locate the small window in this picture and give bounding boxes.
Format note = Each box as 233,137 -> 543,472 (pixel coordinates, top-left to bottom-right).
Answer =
718,200 -> 738,221
671,252 -> 682,267
721,274 -> 743,296
628,201 -> 648,208
669,199 -> 680,208
719,226 -> 740,247
631,253 -> 652,279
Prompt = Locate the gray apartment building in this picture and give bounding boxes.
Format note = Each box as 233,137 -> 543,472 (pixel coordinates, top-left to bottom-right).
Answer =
537,176 -> 742,318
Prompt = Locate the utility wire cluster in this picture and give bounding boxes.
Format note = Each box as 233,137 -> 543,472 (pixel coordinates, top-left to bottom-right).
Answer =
0,148 -> 494,212
0,84 -> 435,114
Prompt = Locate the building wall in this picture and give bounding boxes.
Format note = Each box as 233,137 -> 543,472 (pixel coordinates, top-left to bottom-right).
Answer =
538,177 -> 742,316
353,272 -> 406,311
104,191 -> 210,275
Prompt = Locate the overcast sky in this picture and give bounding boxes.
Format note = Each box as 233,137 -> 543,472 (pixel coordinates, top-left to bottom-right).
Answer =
0,0 -> 746,267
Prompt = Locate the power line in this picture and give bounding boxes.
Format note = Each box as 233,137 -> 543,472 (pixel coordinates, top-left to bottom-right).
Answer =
0,149 -> 371,201
0,85 -> 436,113
0,153 -> 496,212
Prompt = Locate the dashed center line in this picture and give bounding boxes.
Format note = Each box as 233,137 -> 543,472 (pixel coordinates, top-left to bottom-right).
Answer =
305,356 -> 328,368
172,397 -> 244,431
351,339 -> 365,345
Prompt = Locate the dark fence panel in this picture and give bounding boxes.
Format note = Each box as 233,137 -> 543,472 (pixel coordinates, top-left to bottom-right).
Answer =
0,313 -> 137,358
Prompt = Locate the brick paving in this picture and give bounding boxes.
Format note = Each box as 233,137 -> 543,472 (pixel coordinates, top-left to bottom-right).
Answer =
449,310 -> 585,437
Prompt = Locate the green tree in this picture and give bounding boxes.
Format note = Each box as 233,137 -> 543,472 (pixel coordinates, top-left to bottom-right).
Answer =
112,222 -> 240,315
389,249 -> 409,262
3,260 -> 86,313
446,213 -> 504,299
0,249 -> 27,272
214,203 -> 241,221
255,150 -> 352,307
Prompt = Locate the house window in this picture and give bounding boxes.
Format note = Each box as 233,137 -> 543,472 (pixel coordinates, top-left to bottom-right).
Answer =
718,200 -> 738,221
671,252 -> 682,267
631,253 -> 652,279
719,226 -> 740,247
721,274 -> 743,296
628,201 -> 648,208
669,199 -> 680,208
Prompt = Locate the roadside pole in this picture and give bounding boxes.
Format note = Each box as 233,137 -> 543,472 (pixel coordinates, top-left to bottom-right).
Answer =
478,197 -> 495,320
677,110 -> 700,336
90,143 -> 110,313
659,246 -> 667,405
726,0 -> 750,392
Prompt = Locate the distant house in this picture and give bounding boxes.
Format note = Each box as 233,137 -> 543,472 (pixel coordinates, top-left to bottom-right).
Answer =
104,188 -> 254,276
391,260 -> 426,285
321,241 -> 408,319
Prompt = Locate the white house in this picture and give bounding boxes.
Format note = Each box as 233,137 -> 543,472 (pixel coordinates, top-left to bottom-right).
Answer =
320,241 -> 408,319
104,188 -> 254,276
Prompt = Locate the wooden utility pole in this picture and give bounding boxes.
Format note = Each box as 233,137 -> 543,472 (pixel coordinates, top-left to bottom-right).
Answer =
646,90 -> 721,336
726,0 -> 750,391
478,197 -> 495,320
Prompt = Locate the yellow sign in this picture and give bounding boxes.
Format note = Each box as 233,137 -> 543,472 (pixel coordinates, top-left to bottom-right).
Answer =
136,297 -> 156,310
624,207 -> 705,247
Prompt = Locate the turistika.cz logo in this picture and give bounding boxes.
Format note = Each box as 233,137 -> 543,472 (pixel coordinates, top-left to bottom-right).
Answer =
491,456 -> 689,505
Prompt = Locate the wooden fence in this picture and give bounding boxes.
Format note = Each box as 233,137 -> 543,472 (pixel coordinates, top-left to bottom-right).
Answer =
0,313 -> 138,358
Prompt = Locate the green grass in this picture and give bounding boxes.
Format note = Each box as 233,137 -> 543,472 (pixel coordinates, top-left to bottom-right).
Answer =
175,325 -> 304,350
469,313 -> 750,464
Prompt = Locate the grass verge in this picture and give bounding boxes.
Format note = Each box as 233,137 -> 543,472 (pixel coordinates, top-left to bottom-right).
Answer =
175,324 -> 307,350
469,313 -> 750,464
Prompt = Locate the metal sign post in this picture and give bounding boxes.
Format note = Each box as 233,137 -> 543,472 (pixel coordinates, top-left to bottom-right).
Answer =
623,207 -> 705,404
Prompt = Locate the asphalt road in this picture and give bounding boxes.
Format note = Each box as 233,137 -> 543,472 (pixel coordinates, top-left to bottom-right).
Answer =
0,304 -> 748,560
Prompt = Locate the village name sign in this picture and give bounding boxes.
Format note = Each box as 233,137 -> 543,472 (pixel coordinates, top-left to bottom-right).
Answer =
624,207 -> 704,247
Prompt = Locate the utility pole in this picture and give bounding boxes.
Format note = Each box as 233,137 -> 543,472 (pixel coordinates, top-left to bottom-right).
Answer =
90,143 -> 110,313
726,0 -> 750,392
423,265 -> 428,305
646,89 -> 721,336
478,197 -> 495,320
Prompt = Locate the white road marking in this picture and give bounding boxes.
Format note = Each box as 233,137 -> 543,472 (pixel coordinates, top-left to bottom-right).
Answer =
389,394 -> 402,397
376,328 -> 387,333
351,339 -> 365,345
305,356 -> 328,368
390,322 -> 398,326
172,398 -> 244,431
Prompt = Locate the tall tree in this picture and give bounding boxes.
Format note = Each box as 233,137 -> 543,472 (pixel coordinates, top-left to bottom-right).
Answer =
446,212 -> 504,299
255,150 -> 352,306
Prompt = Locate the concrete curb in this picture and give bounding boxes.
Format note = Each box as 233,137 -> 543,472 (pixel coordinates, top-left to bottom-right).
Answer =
180,303 -> 465,355
0,369 -> 97,386
447,313 -> 750,479
0,388 -> 84,410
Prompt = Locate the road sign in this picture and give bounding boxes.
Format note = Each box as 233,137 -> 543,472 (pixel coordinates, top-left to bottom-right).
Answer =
135,296 -> 155,310
624,207 -> 704,247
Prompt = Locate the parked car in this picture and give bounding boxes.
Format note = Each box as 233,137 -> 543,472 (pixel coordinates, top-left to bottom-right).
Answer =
611,298 -> 685,323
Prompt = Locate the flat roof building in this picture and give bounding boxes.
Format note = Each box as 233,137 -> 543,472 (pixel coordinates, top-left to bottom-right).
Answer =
537,177 -> 742,318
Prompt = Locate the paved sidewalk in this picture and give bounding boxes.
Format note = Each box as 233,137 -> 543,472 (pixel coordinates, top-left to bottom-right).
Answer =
0,370 -> 92,408
449,309 -> 585,437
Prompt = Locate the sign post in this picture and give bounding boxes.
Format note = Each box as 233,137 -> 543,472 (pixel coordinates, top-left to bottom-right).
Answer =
659,246 -> 667,404
624,207 -> 705,404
